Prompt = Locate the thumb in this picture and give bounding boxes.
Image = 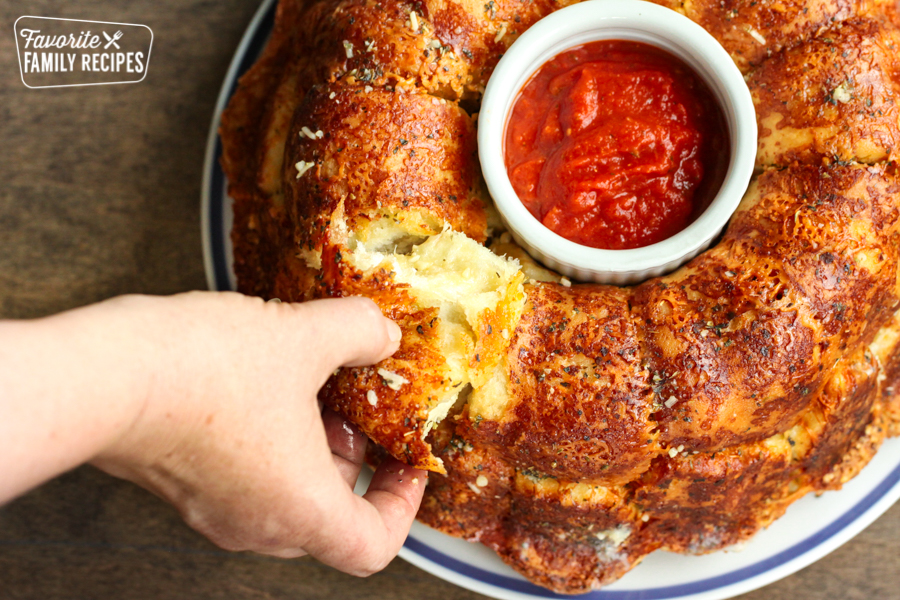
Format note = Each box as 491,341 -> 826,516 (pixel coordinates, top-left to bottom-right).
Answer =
287,296 -> 402,373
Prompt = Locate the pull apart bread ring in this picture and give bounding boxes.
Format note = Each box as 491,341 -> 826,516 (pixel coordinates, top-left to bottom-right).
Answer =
221,0 -> 900,592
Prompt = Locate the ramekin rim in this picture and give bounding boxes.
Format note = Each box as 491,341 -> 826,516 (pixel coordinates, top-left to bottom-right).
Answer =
478,0 -> 757,277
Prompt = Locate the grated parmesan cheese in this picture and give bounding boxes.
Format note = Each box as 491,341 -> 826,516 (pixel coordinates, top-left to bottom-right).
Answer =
832,81 -> 853,104
595,525 -> 631,547
745,26 -> 766,45
494,22 -> 508,43
366,389 -> 378,406
342,40 -> 354,58
668,444 -> 685,458
295,161 -> 315,179
377,368 -> 409,391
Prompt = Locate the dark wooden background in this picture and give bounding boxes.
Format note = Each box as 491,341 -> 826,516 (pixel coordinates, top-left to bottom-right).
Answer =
1,1 -> 899,598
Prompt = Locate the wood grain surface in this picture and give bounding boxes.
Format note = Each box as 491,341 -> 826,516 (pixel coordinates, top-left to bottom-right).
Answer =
1,2 -> 899,599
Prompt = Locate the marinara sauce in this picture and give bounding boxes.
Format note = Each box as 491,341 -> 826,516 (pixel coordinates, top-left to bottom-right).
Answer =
505,40 -> 729,250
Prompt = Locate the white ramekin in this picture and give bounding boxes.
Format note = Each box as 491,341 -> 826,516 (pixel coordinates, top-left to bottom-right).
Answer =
478,0 -> 756,285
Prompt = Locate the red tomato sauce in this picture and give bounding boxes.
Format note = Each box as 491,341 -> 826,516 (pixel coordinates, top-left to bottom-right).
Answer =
504,40 -> 730,250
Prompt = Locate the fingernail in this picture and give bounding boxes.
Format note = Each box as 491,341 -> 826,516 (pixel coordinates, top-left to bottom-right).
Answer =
386,319 -> 402,343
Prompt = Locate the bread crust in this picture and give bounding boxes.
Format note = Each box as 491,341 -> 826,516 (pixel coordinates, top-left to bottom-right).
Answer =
221,0 -> 900,592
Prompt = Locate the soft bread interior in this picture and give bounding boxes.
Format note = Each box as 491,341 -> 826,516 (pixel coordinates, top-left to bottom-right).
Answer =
348,216 -> 526,434
468,360 -> 513,422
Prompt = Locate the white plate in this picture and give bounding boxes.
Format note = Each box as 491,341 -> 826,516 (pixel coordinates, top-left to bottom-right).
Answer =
200,1 -> 900,598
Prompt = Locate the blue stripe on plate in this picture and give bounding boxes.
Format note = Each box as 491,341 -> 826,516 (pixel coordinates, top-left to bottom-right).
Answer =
403,457 -> 900,598
208,138 -> 230,292
204,2 -> 900,598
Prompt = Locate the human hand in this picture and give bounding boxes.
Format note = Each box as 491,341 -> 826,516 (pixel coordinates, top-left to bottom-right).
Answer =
0,292 -> 427,576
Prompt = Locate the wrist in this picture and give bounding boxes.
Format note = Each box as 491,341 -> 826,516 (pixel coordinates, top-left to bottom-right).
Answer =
82,294 -> 187,470
0,296 -> 161,501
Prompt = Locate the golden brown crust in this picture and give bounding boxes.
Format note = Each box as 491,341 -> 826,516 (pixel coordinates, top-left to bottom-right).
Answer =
417,0 -> 580,92
469,283 -> 659,485
220,0 -> 313,298
321,303 -> 450,472
637,165 -> 900,452
222,0 -> 900,593
302,0 -> 474,99
417,414 -> 516,539
633,441 -> 799,554
750,18 -> 900,167
650,0 -> 868,73
419,411 -> 648,590
284,81 -> 488,253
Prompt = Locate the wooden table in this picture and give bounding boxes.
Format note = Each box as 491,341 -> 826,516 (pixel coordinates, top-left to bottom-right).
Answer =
1,1 -> 899,598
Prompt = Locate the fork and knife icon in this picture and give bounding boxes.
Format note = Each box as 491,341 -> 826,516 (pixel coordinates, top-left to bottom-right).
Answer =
102,30 -> 123,49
